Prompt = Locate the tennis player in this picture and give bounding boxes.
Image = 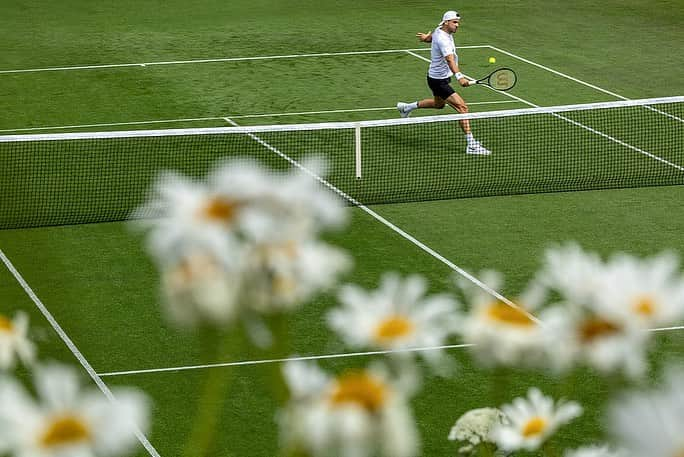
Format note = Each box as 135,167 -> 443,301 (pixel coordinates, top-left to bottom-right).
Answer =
397,11 -> 491,155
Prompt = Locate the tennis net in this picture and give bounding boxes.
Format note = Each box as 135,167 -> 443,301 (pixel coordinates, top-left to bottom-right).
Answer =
1,96 -> 683,229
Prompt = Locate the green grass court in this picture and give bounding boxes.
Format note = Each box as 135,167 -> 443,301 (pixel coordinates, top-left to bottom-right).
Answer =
1,0 -> 683,455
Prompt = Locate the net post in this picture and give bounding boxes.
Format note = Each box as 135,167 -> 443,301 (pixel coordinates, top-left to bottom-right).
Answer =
354,123 -> 362,179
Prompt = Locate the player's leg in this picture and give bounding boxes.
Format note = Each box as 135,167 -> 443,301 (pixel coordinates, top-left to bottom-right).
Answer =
397,96 -> 445,117
418,97 -> 447,109
444,92 -> 470,133
397,76 -> 450,117
445,93 -> 491,155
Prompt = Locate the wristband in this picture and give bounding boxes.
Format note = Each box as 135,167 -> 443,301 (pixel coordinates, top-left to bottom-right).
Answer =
454,72 -> 464,79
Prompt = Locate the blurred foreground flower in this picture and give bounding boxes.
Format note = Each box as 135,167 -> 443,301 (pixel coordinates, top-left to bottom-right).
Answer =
244,238 -> 351,314
448,407 -> 507,455
599,251 -> 684,328
328,273 -> 460,375
0,311 -> 36,370
490,388 -> 582,452
535,243 -> 605,306
161,251 -> 242,327
454,270 -> 546,368
279,360 -> 418,457
0,363 -> 149,457
536,244 -> 684,378
135,159 -> 346,263
132,159 -> 350,330
540,303 -> 648,378
609,367 -> 684,457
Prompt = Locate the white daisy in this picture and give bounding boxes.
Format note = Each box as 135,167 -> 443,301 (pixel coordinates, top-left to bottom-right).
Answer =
455,270 -> 547,368
133,171 -> 245,265
135,159 -> 350,328
564,445 -> 626,457
448,407 -> 507,454
534,244 -> 652,378
0,363 -> 149,457
609,367 -> 684,457
490,388 -> 582,452
328,273 -> 461,371
279,360 -> 419,457
244,239 -> 351,313
540,303 -> 649,378
0,311 -> 36,370
134,159 -> 346,263
161,251 -> 243,327
599,252 -> 684,328
536,243 -> 606,307
211,158 -> 347,243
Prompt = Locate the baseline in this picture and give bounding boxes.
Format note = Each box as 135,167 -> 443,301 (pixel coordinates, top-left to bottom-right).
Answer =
0,46 -> 489,75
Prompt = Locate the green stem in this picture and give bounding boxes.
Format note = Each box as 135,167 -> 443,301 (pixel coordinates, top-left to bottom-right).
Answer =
256,311 -> 291,406
183,326 -> 241,457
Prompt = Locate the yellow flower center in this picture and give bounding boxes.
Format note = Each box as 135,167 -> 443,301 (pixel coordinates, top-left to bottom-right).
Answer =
633,296 -> 656,317
40,415 -> 91,447
522,416 -> 547,437
330,372 -> 388,413
199,197 -> 240,223
0,315 -> 14,333
579,318 -> 621,343
374,315 -> 415,342
485,302 -> 536,327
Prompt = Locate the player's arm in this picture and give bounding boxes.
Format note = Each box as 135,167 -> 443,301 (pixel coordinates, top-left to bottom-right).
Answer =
416,31 -> 432,42
445,54 -> 470,87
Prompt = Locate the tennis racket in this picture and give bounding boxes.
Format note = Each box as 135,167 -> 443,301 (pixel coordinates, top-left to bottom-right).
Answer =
470,67 -> 517,91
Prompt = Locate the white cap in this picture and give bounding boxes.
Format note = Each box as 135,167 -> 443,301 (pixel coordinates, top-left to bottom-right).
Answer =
440,10 -> 461,25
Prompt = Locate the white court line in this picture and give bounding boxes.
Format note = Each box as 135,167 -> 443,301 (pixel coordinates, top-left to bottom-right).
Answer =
98,323 -> 684,376
0,249 -> 161,457
0,46 -> 489,75
487,45 -> 684,124
98,343 -> 477,377
222,115 -> 542,325
0,101 -> 519,134
406,51 -> 684,173
405,50 -> 430,62
649,325 -> 684,332
99,322 -> 684,376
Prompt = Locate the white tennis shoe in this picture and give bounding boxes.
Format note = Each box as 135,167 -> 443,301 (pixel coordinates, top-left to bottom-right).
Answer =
466,141 -> 492,155
397,102 -> 413,118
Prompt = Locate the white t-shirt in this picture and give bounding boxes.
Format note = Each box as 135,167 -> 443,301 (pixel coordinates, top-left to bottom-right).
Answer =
428,27 -> 458,79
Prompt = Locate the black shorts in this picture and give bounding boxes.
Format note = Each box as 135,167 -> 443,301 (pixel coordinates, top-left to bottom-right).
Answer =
427,75 -> 455,99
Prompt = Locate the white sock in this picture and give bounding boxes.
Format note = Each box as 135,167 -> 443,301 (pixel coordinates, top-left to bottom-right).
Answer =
465,133 -> 475,144
408,101 -> 418,110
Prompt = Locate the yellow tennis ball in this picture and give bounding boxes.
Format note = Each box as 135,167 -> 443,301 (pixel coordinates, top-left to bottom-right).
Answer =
488,56 -> 496,64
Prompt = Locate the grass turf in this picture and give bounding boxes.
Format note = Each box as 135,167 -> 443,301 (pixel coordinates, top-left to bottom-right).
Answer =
1,0 -> 683,455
